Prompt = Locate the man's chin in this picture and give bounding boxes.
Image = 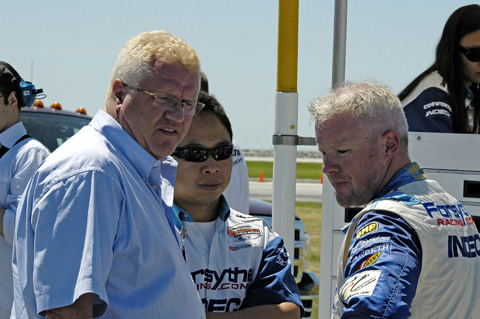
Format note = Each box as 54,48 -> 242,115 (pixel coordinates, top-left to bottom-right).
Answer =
149,142 -> 177,160
335,194 -> 360,208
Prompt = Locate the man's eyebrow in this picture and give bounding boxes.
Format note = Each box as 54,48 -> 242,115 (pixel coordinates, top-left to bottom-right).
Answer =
182,139 -> 231,148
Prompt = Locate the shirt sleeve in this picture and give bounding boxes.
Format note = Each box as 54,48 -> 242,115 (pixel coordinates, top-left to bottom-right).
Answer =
3,143 -> 50,245
338,210 -> 422,318
403,87 -> 454,133
30,170 -> 122,316
242,234 -> 304,314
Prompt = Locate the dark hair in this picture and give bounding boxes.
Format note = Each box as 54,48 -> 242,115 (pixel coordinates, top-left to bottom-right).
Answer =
197,91 -> 233,140
200,71 -> 209,93
398,4 -> 480,133
0,61 -> 22,106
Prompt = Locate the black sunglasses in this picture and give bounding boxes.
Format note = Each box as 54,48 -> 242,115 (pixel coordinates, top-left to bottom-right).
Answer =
173,144 -> 233,162
459,46 -> 480,62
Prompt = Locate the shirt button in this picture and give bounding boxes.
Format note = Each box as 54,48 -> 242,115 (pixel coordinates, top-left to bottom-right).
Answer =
151,185 -> 157,190
153,162 -> 159,167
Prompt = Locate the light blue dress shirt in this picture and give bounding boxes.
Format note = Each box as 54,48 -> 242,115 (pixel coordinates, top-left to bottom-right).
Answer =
0,121 -> 49,319
12,110 -> 205,319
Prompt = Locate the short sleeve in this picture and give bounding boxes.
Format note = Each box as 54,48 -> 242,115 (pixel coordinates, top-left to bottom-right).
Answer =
3,142 -> 50,245
30,170 -> 122,316
242,235 -> 303,314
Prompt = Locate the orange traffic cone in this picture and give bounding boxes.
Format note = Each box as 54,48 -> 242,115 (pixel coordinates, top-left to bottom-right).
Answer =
259,172 -> 264,182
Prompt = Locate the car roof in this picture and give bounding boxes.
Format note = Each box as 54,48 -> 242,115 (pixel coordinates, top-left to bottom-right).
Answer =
20,106 -> 93,119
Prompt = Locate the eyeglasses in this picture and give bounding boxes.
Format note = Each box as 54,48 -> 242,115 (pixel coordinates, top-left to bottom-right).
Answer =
459,46 -> 480,62
173,144 -> 233,162
128,85 -> 205,116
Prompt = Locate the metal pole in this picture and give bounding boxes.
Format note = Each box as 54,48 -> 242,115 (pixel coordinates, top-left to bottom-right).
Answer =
273,0 -> 299,272
332,0 -> 348,88
318,0 -> 348,317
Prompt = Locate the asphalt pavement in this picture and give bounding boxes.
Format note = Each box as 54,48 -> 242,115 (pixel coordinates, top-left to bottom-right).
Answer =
249,180 -> 323,203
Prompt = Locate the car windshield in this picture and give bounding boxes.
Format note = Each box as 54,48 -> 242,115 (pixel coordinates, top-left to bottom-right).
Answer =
20,112 -> 91,152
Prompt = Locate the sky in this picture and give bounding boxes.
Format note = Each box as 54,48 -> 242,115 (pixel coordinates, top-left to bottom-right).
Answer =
3,1 -> 476,150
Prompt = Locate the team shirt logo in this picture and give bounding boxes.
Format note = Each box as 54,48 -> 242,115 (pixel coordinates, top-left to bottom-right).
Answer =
423,202 -> 474,227
356,252 -> 381,271
227,225 -> 262,241
448,234 -> 480,258
356,222 -> 378,239
340,270 -> 382,304
405,162 -> 428,180
275,247 -> 290,266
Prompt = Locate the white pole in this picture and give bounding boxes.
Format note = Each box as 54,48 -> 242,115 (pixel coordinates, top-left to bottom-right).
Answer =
319,0 -> 348,317
273,0 -> 299,273
273,92 -> 298,264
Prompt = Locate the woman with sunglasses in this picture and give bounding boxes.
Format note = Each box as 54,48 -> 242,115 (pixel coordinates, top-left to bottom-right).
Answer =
172,91 -> 303,318
399,4 -> 480,134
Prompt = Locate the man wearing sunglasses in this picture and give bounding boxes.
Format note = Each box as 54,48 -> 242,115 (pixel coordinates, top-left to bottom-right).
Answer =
12,31 -> 206,318
172,91 -> 303,318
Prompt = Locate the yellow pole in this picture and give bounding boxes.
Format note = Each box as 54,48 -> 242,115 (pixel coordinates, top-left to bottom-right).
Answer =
273,0 -> 299,276
277,0 -> 299,93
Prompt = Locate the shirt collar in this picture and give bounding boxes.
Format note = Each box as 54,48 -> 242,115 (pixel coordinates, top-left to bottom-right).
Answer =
89,110 -> 159,181
465,82 -> 479,108
376,162 -> 428,198
0,121 -> 27,148
173,195 -> 231,229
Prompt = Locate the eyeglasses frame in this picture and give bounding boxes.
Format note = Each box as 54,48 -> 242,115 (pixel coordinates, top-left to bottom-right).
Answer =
126,84 -> 205,116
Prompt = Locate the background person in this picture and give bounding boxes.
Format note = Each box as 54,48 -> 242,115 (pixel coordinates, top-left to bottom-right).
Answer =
12,30 -> 206,319
399,4 -> 480,133
173,91 -> 303,318
309,81 -> 480,318
199,71 -> 250,214
0,61 -> 49,319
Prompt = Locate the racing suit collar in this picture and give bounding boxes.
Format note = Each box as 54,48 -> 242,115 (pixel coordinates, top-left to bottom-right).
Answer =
172,195 -> 231,229
376,162 -> 428,199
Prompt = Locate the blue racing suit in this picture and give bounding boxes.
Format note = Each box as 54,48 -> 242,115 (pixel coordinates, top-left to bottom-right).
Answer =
402,71 -> 475,133
173,196 -> 303,315
332,162 -> 480,318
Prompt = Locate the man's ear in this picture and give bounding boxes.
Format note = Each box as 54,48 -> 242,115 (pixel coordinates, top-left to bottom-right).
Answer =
7,91 -> 18,109
112,79 -> 127,107
383,130 -> 400,156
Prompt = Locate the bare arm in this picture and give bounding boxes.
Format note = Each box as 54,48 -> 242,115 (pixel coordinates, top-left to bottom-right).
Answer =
45,293 -> 96,319
206,302 -> 301,319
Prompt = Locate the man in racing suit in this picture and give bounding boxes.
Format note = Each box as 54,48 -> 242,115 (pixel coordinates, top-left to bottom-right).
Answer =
172,91 -> 303,318
308,81 -> 480,318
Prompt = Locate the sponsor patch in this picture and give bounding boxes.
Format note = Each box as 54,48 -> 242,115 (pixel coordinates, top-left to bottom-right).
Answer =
356,222 -> 378,239
233,213 -> 254,219
351,236 -> 391,255
406,162 -> 428,180
340,269 -> 381,304
227,225 -> 262,241
275,247 -> 290,266
229,243 -> 260,251
356,252 -> 381,271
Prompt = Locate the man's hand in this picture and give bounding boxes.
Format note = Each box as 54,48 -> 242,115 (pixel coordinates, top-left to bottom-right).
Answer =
45,293 -> 96,319
206,302 -> 301,319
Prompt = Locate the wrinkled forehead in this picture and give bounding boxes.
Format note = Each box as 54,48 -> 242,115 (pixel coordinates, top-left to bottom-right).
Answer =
315,114 -> 371,149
